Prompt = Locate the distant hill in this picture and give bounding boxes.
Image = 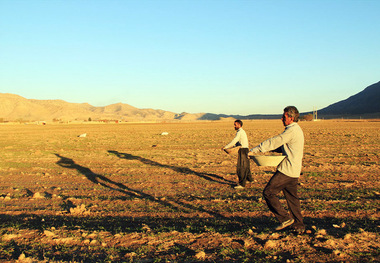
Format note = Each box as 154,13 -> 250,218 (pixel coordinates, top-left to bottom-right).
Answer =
0,93 -> 186,122
0,93 -> 280,122
1,82 -> 379,122
197,81 -> 380,120
317,81 -> 380,118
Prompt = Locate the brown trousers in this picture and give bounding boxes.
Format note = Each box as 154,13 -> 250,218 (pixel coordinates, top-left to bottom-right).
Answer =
237,148 -> 252,187
263,171 -> 304,228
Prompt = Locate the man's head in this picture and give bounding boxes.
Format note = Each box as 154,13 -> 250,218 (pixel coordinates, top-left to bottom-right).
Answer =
282,106 -> 299,126
234,119 -> 243,130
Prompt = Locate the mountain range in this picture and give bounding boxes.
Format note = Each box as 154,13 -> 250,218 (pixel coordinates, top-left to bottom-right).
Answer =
317,81 -> 380,118
0,93 -> 205,122
1,81 -> 379,122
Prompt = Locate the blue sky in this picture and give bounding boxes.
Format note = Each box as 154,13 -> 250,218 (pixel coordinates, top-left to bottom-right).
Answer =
1,0 -> 379,115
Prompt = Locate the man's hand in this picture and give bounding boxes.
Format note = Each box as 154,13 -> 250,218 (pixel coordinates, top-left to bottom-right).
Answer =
222,148 -> 231,154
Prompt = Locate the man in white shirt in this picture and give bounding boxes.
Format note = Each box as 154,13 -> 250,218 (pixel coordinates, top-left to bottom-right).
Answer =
222,120 -> 252,189
249,106 -> 305,233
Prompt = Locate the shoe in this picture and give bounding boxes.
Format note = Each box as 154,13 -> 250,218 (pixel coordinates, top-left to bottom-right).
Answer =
234,185 -> 245,189
275,219 -> 294,231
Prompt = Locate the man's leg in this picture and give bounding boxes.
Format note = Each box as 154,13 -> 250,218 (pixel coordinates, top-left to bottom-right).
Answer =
236,149 -> 244,186
242,148 -> 253,182
263,171 -> 293,223
283,179 -> 304,229
237,148 -> 251,187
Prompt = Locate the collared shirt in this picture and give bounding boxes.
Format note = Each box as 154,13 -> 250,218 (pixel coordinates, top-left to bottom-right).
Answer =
224,128 -> 249,149
250,122 -> 304,178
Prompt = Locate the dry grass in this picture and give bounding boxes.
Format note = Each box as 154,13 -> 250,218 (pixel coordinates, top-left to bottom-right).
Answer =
0,120 -> 379,262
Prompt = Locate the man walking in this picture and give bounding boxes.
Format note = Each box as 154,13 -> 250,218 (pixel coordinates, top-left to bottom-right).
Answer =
222,119 -> 252,189
249,106 -> 305,233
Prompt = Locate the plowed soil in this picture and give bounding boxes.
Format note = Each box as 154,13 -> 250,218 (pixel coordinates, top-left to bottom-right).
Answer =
0,120 -> 379,262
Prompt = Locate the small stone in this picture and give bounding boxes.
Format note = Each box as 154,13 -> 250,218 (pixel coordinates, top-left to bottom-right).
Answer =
244,239 -> 254,248
33,192 -> 45,199
325,239 -> 336,247
344,233 -> 352,240
264,240 -> 278,249
270,233 -> 281,239
55,237 -> 74,245
195,251 -> 206,260
44,230 -> 57,238
2,234 -> 20,241
316,229 -> 327,236
18,253 -> 26,260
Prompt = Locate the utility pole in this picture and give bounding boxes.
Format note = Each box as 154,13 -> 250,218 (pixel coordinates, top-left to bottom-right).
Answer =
313,107 -> 318,121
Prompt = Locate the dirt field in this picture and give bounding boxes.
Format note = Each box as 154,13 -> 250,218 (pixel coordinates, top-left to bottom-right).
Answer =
0,120 -> 379,262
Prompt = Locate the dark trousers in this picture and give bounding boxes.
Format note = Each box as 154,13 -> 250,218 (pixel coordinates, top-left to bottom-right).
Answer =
237,148 -> 252,187
263,171 -> 304,228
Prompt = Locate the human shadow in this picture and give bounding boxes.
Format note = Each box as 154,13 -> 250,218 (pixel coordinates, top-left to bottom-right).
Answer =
54,153 -> 225,218
55,154 -> 167,201
107,150 -> 234,185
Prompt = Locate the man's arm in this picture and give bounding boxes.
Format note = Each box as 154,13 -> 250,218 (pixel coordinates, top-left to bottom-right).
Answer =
223,131 -> 241,149
250,128 -> 293,153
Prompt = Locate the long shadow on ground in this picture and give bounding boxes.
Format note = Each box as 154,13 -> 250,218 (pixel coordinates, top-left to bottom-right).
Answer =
54,153 -> 225,218
108,150 -> 235,185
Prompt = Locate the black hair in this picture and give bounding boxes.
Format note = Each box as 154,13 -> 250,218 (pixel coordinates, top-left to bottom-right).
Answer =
235,119 -> 243,126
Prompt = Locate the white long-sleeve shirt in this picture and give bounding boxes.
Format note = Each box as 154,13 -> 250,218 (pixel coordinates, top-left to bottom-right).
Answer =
250,122 -> 304,178
224,128 -> 249,149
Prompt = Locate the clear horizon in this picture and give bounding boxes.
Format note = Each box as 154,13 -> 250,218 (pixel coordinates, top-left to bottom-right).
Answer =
1,0 -> 379,115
